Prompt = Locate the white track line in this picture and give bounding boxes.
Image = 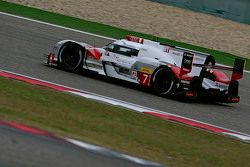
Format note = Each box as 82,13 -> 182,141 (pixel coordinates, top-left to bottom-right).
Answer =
0,12 -> 115,41
65,138 -> 161,166
1,11 -> 249,73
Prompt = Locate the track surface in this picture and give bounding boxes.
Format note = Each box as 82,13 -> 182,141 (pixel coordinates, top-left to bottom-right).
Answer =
0,13 -> 250,135
0,123 -> 159,167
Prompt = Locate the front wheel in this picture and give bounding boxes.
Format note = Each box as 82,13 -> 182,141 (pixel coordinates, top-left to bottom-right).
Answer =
151,67 -> 175,96
59,42 -> 84,71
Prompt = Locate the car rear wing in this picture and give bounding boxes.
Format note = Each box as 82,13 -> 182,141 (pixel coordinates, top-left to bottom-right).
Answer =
193,58 -> 245,81
167,46 -> 245,81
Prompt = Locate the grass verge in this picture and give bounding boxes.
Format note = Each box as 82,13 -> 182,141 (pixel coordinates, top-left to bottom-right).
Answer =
1,77 -> 250,167
0,0 -> 249,70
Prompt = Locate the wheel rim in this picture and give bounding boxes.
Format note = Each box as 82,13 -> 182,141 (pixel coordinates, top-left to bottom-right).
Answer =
60,44 -> 82,71
153,68 -> 174,95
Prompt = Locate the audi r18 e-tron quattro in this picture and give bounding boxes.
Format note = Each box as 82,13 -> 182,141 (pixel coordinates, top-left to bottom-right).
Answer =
46,35 -> 245,103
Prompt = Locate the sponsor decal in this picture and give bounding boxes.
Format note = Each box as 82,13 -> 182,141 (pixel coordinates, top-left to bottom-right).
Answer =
140,67 -> 153,74
171,51 -> 182,56
131,70 -> 138,79
215,82 -> 228,90
180,80 -> 190,84
194,56 -> 204,62
181,52 -> 194,74
163,46 -> 171,53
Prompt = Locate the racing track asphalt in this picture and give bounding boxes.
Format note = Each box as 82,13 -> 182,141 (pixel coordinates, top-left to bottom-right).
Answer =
0,13 -> 250,135
0,123 -> 161,167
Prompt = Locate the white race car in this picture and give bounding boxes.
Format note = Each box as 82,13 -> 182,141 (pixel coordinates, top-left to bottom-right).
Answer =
46,35 -> 245,103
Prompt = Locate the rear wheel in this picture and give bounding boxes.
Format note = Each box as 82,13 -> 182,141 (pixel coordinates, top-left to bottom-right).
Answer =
228,81 -> 239,96
59,42 -> 84,71
190,76 -> 202,92
151,67 -> 175,96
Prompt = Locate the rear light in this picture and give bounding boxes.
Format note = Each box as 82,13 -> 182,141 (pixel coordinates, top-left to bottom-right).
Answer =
227,96 -> 240,103
185,91 -> 197,97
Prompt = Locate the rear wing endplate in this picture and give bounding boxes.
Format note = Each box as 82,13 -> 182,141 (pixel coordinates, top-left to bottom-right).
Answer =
232,58 -> 245,80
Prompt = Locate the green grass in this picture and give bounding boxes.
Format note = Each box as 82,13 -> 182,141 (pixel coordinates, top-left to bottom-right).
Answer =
1,77 -> 250,167
0,0 -> 249,70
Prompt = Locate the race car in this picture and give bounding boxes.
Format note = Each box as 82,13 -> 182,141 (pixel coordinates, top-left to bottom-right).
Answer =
46,35 -> 245,103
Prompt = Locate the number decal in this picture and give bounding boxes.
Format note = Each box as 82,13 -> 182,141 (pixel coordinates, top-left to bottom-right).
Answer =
142,74 -> 148,84
138,72 -> 151,86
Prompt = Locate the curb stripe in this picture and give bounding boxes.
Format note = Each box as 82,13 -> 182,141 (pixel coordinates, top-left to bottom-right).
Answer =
1,69 -> 250,143
0,71 -> 74,92
0,121 -> 50,136
143,112 -> 231,133
0,121 -> 162,166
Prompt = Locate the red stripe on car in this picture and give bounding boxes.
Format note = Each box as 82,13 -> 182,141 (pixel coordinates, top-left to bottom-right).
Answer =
87,48 -> 101,60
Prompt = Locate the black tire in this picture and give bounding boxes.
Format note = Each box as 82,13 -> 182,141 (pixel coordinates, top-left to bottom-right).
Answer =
228,81 -> 239,96
151,67 -> 175,96
190,76 -> 202,92
59,42 -> 84,71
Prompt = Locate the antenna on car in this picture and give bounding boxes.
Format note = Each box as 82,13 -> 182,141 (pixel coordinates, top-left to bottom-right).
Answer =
156,36 -> 159,42
148,33 -> 157,42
